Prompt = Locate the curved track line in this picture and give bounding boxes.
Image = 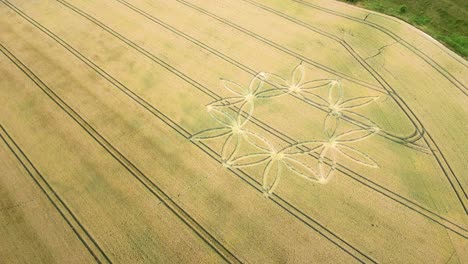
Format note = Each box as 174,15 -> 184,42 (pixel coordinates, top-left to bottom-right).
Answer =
1,4 -> 377,262
0,29 -> 370,264
240,0 -> 425,143
0,42 -> 241,264
9,0 -> 465,237
0,124 -> 111,264
115,0 -> 425,153
112,0 -> 426,156
294,0 -> 468,95
177,0 -> 468,213
245,0 -> 468,211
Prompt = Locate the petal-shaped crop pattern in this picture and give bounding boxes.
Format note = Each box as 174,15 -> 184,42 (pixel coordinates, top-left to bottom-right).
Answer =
208,107 -> 237,127
256,88 -> 289,99
280,141 -> 323,155
341,110 -> 379,129
190,127 -> 232,141
336,128 -> 378,143
264,72 -> 289,89
340,96 -> 379,109
291,63 -> 306,87
336,144 -> 379,168
221,133 -> 241,162
318,126 -> 380,170
191,62 -> 384,196
262,160 -> 282,196
328,80 -> 344,106
235,100 -> 255,125
298,79 -> 333,94
229,153 -> 270,168
318,145 -> 337,183
207,97 -> 244,108
264,64 -> 333,97
221,79 -> 247,96
283,157 -> 320,182
301,92 -> 329,108
243,130 -> 274,152
324,114 -> 340,138
248,72 -> 266,95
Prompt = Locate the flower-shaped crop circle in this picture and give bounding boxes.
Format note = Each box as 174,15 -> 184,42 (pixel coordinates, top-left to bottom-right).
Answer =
315,127 -> 380,183
311,80 -> 380,138
264,62 -> 333,96
226,132 -> 323,196
191,63 -> 385,197
207,72 -> 287,115
190,107 -> 250,163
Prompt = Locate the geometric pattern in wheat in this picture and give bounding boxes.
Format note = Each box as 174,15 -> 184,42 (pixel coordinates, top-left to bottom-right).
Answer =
191,63 -> 381,196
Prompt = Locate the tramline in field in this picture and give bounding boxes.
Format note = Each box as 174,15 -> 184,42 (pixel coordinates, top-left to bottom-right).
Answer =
0,0 -> 466,263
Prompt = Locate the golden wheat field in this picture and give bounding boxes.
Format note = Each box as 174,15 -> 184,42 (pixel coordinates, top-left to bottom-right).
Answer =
0,0 -> 467,263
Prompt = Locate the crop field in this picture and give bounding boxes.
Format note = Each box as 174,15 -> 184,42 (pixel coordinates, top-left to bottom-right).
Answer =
0,0 -> 467,263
